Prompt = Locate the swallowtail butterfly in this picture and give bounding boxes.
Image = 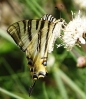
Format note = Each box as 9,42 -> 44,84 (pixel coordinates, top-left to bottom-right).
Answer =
7,14 -> 66,81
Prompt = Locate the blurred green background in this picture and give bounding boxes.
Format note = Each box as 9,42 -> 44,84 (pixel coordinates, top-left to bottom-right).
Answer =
0,0 -> 86,99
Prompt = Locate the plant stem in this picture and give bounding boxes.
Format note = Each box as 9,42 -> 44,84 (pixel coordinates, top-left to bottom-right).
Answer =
0,29 -> 15,44
25,0 -> 42,17
0,87 -> 24,99
60,69 -> 86,99
31,0 -> 45,15
43,82 -> 48,99
53,67 -> 68,99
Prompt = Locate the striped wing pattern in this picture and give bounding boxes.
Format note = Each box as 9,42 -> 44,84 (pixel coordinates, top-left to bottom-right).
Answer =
7,14 -> 65,80
41,14 -> 56,22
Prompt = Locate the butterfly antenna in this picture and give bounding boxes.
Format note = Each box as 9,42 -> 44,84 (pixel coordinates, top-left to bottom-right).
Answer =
29,80 -> 36,96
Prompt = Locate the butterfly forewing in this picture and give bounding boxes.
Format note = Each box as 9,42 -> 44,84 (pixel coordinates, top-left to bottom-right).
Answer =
7,20 -> 38,51
7,18 -> 56,79
7,14 -> 66,80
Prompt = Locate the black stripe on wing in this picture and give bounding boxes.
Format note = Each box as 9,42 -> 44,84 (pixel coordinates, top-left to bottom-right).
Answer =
28,20 -> 32,41
23,20 -> 26,33
37,20 -> 45,51
7,22 -> 25,51
36,20 -> 40,30
44,21 -> 51,52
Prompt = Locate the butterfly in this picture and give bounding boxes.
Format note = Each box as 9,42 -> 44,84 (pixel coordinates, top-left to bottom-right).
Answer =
7,14 -> 66,86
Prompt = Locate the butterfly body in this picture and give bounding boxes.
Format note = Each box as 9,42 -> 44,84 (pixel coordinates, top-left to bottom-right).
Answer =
7,14 -> 66,80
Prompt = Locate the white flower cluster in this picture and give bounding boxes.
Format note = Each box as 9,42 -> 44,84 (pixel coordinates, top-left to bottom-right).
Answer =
73,0 -> 86,10
61,11 -> 86,50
